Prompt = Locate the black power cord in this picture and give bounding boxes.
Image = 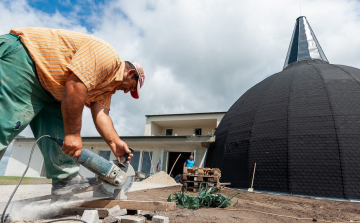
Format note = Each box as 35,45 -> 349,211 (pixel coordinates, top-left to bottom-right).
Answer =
0,135 -> 88,223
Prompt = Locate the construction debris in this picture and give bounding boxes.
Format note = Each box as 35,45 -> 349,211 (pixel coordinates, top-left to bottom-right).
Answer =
81,210 -> 99,223
152,215 -> 169,223
108,205 -> 127,217
121,215 -> 146,223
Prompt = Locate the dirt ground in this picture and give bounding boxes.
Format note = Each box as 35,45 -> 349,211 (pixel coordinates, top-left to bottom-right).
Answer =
9,185 -> 360,223
128,186 -> 360,223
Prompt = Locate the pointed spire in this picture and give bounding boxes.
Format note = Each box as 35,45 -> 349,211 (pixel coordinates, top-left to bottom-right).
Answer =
283,16 -> 328,69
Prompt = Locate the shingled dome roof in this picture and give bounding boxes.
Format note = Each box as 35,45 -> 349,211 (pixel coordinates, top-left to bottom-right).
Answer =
206,17 -> 360,199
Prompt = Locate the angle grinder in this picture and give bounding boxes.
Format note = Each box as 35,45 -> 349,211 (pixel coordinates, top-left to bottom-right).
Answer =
48,136 -> 135,197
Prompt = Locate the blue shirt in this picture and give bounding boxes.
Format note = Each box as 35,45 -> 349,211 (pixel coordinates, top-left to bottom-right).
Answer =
185,159 -> 195,167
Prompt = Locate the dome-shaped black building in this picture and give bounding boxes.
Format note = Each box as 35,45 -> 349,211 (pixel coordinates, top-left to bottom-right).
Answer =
206,16 -> 360,199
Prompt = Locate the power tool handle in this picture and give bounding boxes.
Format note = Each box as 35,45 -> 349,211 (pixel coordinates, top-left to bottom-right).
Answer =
120,147 -> 134,165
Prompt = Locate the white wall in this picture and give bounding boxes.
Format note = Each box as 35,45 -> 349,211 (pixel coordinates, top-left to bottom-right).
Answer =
150,122 -> 161,136
145,112 -> 225,136
5,140 -> 208,178
5,142 -> 43,177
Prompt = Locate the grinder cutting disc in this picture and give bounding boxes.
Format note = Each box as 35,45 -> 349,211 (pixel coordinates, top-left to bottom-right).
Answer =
100,161 -> 135,196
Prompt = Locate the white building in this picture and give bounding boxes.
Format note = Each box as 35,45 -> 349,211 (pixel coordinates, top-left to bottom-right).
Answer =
4,112 -> 225,178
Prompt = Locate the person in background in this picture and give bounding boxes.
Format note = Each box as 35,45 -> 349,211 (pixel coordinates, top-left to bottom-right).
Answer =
174,173 -> 182,183
184,155 -> 196,168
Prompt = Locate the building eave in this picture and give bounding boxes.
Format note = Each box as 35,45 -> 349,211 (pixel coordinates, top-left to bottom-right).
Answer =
14,135 -> 214,148
145,111 -> 226,117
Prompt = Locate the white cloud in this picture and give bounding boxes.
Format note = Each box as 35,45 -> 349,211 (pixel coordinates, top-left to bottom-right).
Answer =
1,0 -> 360,149
0,0 -> 87,34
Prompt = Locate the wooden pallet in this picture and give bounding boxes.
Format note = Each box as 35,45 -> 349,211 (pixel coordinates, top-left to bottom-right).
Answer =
182,167 -> 223,192
183,167 -> 221,177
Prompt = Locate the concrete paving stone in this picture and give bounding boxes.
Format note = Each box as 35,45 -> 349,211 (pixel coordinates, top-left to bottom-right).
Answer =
103,215 -> 121,223
108,205 -> 127,217
121,215 -> 146,223
60,207 -> 109,219
152,215 -> 169,223
81,210 -> 99,223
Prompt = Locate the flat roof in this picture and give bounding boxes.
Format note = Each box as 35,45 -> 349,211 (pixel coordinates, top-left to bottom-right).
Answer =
14,135 -> 214,147
145,111 -> 226,117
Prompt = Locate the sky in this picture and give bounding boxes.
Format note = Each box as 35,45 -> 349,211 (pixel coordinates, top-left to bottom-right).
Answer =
1,0 -> 360,175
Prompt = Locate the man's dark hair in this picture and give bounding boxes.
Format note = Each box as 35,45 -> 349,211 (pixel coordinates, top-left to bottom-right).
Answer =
125,61 -> 139,82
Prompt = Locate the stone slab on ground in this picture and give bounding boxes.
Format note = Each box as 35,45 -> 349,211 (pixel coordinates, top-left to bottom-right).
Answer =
81,210 -> 99,223
108,205 -> 127,217
103,215 -> 121,223
62,207 -> 109,219
121,215 -> 146,223
152,215 -> 169,223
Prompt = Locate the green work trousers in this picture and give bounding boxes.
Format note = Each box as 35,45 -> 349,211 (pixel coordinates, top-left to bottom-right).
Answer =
0,33 -> 79,183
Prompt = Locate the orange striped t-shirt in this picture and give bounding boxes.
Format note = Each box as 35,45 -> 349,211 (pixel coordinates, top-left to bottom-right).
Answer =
10,27 -> 124,109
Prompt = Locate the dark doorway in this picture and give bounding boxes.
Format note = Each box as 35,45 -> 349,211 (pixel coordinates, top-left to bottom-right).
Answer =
167,152 -> 192,178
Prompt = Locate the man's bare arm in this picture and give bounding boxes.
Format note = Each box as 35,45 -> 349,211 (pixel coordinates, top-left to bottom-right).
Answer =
61,73 -> 87,157
90,102 -> 132,162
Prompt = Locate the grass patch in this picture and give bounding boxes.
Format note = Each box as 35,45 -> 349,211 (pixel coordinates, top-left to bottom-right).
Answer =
0,176 -> 51,185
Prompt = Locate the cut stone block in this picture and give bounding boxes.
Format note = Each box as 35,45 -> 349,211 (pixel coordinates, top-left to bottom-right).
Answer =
121,215 -> 146,223
61,207 -> 108,218
152,215 -> 169,223
81,210 -> 99,223
108,205 -> 127,217
103,215 -> 121,223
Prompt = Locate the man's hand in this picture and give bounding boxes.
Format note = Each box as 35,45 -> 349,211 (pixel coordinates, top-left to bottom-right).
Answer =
109,139 -> 133,163
62,133 -> 82,158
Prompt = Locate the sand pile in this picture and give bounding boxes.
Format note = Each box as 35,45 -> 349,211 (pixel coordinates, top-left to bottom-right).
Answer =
141,171 -> 178,185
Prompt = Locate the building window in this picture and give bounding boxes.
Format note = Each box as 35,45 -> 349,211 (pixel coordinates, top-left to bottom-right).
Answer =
131,151 -> 141,171
195,128 -> 202,136
141,151 -> 153,175
166,129 -> 173,136
99,150 -> 111,160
